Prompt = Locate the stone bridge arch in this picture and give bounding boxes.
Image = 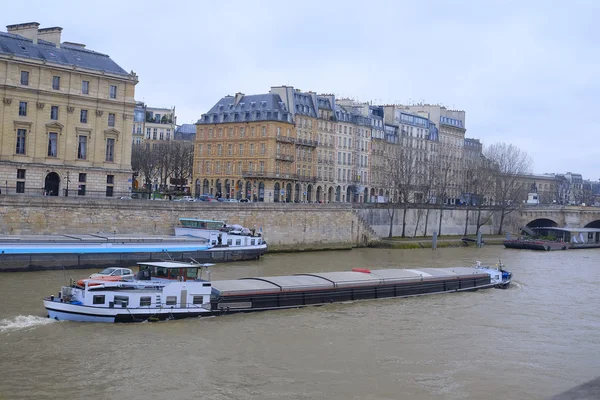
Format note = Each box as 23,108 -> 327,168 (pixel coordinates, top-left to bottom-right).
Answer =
584,220 -> 600,228
526,218 -> 559,228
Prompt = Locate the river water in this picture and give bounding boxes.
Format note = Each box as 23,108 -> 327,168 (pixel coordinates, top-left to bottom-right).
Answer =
1,246 -> 599,400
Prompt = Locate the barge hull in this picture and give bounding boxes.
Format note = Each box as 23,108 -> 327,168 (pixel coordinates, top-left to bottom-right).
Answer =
211,275 -> 492,314
1,246 -> 266,272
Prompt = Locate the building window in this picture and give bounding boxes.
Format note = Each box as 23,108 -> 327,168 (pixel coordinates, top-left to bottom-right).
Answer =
17,169 -> 26,179
16,181 -> 25,194
19,101 -> 27,116
20,71 -> 29,85
47,132 -> 58,157
260,143 -> 266,155
80,109 -> 88,123
52,76 -> 60,90
82,80 -> 89,94
153,128 -> 157,140
250,144 -> 254,156
260,161 -> 264,173
146,128 -> 151,139
228,128 -> 233,138
109,85 -> 117,99
237,161 -> 242,173
77,136 -> 87,159
106,185 -> 114,197
240,127 -> 245,137
50,106 -> 59,120
227,161 -> 232,174
166,129 -> 171,140
262,126 -> 266,136
79,173 -> 87,183
106,139 -> 115,162
207,144 -> 212,155
108,113 -> 115,127
78,184 -> 86,196
228,144 -> 232,156
159,130 -> 164,140
239,144 -> 244,155
106,175 -> 114,184
16,129 -> 26,154
217,144 -> 222,156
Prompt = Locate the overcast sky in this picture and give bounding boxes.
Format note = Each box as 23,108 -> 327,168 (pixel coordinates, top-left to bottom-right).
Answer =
3,0 -> 598,179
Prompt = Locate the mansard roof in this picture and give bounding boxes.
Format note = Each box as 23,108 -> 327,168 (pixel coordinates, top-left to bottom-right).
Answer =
174,124 -> 196,141
0,31 -> 129,76
197,93 -> 294,125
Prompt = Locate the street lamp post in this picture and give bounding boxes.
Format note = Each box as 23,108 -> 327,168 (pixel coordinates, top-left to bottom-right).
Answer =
65,171 -> 70,197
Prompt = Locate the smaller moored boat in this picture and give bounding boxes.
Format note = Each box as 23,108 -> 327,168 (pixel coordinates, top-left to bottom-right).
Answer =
175,218 -> 268,261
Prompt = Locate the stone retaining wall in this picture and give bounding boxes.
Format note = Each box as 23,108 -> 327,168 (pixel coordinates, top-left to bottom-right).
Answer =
0,197 -> 375,251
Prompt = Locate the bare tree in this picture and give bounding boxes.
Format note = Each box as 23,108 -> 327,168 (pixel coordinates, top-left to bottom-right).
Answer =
460,154 -> 497,236
414,151 -> 439,237
170,141 -> 195,191
386,137 -> 420,238
131,143 -> 160,196
430,146 -> 454,236
485,143 -> 532,234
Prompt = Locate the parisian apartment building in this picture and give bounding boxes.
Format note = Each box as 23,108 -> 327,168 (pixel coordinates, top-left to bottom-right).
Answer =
0,22 -> 138,197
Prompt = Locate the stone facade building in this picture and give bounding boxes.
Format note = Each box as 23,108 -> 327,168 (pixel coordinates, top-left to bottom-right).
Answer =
195,92 -> 298,202
0,22 -> 138,197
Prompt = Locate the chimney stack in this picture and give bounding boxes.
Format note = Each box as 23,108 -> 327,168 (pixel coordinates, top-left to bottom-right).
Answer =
6,22 -> 40,44
38,27 -> 63,48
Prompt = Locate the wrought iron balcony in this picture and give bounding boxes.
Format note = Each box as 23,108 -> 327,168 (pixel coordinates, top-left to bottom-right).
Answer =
297,175 -> 318,183
296,138 -> 318,147
242,170 -> 297,180
275,153 -> 294,162
276,135 -> 296,144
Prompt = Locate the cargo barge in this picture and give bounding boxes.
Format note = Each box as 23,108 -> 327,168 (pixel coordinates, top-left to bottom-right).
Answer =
43,261 -> 512,323
0,229 -> 266,272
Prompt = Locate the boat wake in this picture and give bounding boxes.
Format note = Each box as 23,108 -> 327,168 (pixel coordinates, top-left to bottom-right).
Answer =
0,315 -> 57,333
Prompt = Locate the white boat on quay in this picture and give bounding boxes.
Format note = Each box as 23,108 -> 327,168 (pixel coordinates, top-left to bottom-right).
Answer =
175,218 -> 268,261
43,261 -> 214,323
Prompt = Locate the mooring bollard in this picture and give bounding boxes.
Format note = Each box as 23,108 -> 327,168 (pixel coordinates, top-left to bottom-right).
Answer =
432,231 -> 438,250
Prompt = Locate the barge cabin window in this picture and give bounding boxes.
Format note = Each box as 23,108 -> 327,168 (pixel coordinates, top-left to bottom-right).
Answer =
114,295 -> 129,307
93,295 -> 105,305
193,295 -> 203,305
140,296 -> 151,307
179,218 -> 224,230
138,264 -> 199,281
166,296 -> 177,306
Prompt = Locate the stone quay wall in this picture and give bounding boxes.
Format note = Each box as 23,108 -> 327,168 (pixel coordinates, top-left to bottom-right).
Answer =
0,197 -> 376,251
353,204 -> 499,237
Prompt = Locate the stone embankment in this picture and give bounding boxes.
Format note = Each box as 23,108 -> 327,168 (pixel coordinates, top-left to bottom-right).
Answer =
0,197 -> 375,252
0,197 -> 513,252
